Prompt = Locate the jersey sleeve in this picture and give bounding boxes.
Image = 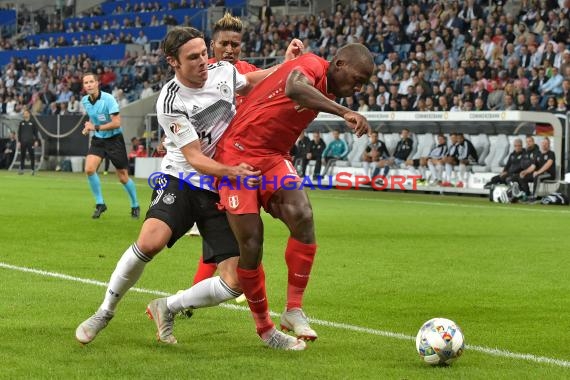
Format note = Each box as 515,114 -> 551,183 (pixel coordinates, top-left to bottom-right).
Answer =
157,95 -> 198,149
106,93 -> 120,114
233,65 -> 247,91
291,55 -> 327,86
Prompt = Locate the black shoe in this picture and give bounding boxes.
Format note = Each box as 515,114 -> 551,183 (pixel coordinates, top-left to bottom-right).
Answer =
92,204 -> 107,219
483,182 -> 493,190
131,206 -> 140,219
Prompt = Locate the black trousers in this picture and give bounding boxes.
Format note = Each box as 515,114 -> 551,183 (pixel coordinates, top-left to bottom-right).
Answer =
518,173 -> 552,196
19,142 -> 35,170
489,173 -> 520,186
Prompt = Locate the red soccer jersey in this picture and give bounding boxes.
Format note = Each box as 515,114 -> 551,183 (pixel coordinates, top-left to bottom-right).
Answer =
208,58 -> 259,108
218,53 -> 333,159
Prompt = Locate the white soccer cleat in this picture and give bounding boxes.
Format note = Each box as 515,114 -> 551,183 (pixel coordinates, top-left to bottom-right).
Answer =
280,308 -> 318,341
146,298 -> 177,344
235,294 -> 247,303
262,328 -> 306,351
75,309 -> 114,344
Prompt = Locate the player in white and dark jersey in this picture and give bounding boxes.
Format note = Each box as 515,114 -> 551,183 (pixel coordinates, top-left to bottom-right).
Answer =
75,26 -> 303,347
406,134 -> 448,184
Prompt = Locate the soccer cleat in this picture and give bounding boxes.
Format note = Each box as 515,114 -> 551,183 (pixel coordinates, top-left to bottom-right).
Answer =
262,328 -> 306,350
131,206 -> 140,219
441,181 -> 452,187
92,204 -> 107,219
280,308 -> 318,341
456,181 -> 464,188
75,308 -> 114,344
146,298 -> 177,344
235,294 -> 247,303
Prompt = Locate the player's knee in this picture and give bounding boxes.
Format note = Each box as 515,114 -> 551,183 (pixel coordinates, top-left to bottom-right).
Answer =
220,272 -> 241,293
240,234 -> 263,256
136,240 -> 163,256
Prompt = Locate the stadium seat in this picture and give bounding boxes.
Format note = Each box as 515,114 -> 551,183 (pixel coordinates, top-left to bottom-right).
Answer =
412,133 -> 434,160
470,134 -> 491,172
485,134 -> 509,172
383,133 -> 400,156
346,134 -> 369,166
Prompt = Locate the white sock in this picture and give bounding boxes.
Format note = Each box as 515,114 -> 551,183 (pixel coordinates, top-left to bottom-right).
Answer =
459,164 -> 467,182
445,163 -> 453,182
436,164 -> 443,181
166,276 -> 241,313
428,162 -> 436,180
100,243 -> 151,312
419,166 -> 427,180
363,161 -> 370,177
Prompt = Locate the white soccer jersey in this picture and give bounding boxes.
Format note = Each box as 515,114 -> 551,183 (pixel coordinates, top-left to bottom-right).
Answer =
156,61 -> 247,189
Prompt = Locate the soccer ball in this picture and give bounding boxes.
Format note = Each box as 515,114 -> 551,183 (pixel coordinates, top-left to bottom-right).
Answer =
415,318 -> 465,365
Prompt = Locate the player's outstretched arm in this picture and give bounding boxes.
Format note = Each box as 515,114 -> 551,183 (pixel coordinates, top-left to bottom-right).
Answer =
285,70 -> 370,137
238,39 -> 305,96
180,140 -> 260,181
284,39 -> 304,61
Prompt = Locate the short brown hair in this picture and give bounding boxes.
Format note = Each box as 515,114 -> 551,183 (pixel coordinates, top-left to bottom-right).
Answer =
162,26 -> 204,60
82,72 -> 98,81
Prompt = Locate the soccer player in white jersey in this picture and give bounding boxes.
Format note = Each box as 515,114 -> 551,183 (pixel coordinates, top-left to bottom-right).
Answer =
75,26 -> 304,350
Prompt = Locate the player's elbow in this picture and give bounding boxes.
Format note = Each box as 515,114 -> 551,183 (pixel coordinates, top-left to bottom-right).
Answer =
284,81 -> 300,100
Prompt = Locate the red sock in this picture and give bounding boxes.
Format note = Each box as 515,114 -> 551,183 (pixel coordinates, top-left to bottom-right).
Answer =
285,237 -> 317,310
192,256 -> 217,285
237,265 -> 274,337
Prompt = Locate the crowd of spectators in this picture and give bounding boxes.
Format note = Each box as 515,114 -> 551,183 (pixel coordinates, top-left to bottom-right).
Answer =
242,0 -> 570,112
0,49 -> 166,117
2,0 -> 570,122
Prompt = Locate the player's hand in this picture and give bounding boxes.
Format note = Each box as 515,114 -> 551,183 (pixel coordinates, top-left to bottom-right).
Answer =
16,142 -> 20,148
33,141 -> 39,148
533,171 -> 539,178
344,111 -> 370,137
229,163 -> 261,187
285,39 -> 304,61
306,153 -> 312,159
82,121 -> 95,136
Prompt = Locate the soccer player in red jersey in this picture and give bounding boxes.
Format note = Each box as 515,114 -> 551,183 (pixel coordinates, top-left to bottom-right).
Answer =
215,44 -> 374,349
192,13 -> 303,286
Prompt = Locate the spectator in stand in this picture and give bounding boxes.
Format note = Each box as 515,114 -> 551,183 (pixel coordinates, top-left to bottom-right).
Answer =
68,95 -> 81,113
539,67 -> 564,107
140,81 -> 154,99
99,67 -> 116,93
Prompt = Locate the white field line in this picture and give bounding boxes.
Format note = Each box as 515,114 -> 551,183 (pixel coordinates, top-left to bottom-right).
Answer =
1,261 -> 569,369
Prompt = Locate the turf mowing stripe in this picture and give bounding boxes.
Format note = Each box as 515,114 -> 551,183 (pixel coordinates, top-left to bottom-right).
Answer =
2,261 -> 570,369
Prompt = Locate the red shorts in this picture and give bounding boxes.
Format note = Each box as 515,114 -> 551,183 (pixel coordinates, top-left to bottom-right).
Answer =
218,156 -> 300,214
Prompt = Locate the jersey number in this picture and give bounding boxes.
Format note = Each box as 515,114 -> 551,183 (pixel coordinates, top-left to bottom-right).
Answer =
199,131 -> 212,145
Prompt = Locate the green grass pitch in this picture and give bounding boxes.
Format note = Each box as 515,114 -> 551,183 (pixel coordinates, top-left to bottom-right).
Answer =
1,171 -> 569,379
